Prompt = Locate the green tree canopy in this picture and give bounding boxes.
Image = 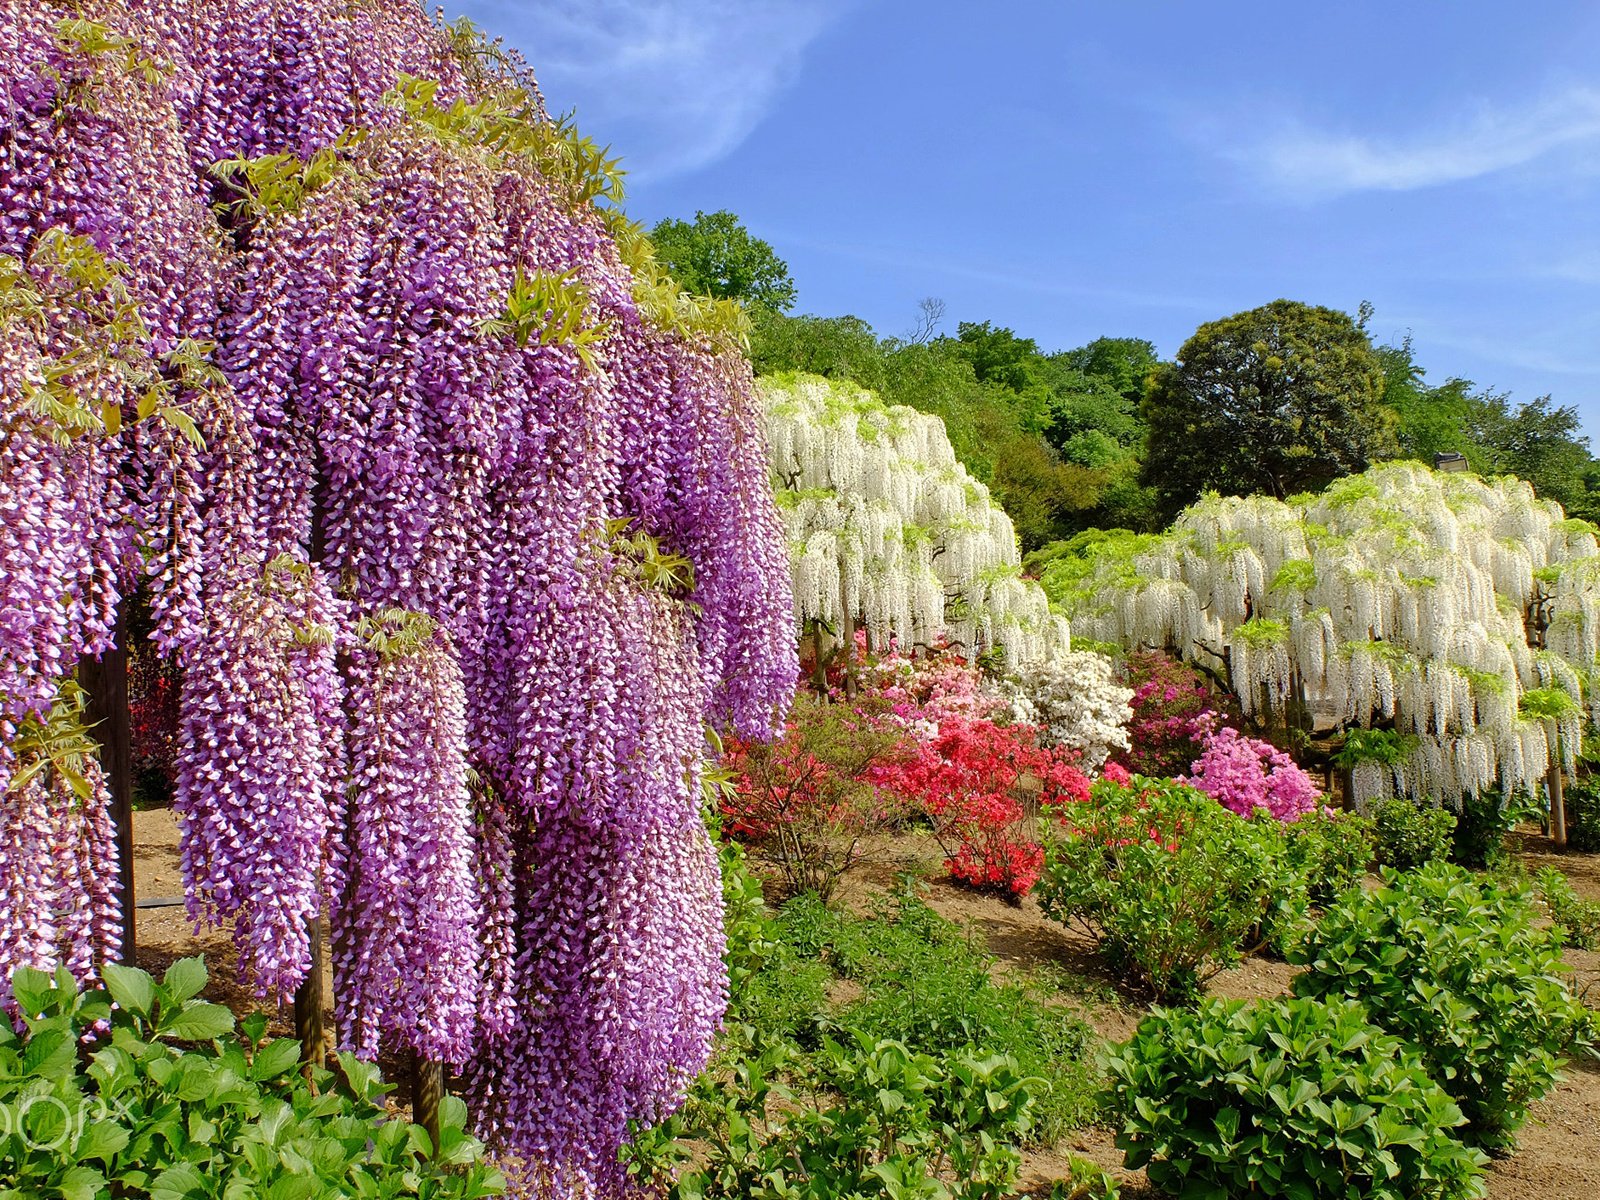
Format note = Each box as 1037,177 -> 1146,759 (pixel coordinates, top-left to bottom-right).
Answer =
649,209 -> 798,311
1142,299 -> 1396,517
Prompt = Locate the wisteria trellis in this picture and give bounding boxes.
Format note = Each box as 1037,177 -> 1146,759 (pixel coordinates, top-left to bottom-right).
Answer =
0,1 -> 797,1194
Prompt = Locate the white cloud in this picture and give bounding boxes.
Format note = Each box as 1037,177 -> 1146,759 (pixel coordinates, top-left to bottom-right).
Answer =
454,1 -> 851,179
1236,86 -> 1600,196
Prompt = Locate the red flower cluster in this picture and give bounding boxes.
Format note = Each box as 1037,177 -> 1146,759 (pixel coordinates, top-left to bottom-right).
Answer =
871,716 -> 1090,898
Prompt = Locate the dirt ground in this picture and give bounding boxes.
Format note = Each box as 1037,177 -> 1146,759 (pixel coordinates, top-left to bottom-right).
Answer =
132,811 -> 1600,1198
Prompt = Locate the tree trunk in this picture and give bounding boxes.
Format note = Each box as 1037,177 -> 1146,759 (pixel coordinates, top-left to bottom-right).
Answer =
413,1054 -> 444,1151
1548,721 -> 1568,850
294,913 -> 327,1068
79,610 -> 136,964
842,609 -> 858,699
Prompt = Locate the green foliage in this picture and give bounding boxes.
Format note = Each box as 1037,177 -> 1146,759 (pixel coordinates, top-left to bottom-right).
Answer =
628,861 -> 1102,1198
778,890 -> 1101,1140
1291,863 -> 1586,1147
1372,798 -> 1456,870
1541,869 -> 1600,954
3,230 -> 212,449
1448,787 -> 1518,869
1534,867 -> 1600,951
627,1030 -> 1040,1200
1283,809 -> 1375,905
1564,774 -> 1600,853
1036,777 -> 1295,1001
1142,299 -> 1396,519
0,959 -> 504,1200
1517,686 -> 1580,722
1046,1158 -> 1120,1200
1332,727 -> 1416,769
650,210 -> 797,313
477,266 -> 611,370
210,137 -> 360,225
1106,995 -> 1487,1200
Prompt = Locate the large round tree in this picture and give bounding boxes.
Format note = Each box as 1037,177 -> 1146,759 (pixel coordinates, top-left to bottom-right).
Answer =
1142,300 -> 1395,518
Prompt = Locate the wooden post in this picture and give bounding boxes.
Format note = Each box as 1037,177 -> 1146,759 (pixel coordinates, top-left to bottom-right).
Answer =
413,1054 -> 444,1151
294,913 -> 327,1068
1548,721 -> 1568,850
842,610 -> 858,699
79,612 -> 136,963
809,619 -> 830,695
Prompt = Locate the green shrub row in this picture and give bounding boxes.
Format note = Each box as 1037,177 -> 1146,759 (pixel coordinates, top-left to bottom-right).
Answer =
0,959 -> 503,1200
1106,863 -> 1590,1199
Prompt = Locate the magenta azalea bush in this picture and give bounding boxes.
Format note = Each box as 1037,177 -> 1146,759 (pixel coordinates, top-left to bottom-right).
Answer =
1185,727 -> 1321,822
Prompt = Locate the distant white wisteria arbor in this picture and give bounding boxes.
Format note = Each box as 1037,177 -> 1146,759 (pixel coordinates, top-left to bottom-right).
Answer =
762,373 -> 1070,668
1038,463 -> 1600,811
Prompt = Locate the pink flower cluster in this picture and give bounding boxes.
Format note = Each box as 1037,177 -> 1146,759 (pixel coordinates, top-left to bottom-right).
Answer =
1183,726 -> 1321,822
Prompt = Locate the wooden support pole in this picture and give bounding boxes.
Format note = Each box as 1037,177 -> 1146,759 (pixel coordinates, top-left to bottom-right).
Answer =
413,1054 -> 445,1151
79,610 -> 136,964
294,913 -> 327,1068
842,610 -> 858,699
1548,723 -> 1568,850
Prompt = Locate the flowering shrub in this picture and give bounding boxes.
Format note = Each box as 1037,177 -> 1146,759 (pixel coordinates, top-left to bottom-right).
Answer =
1184,726 -> 1321,821
723,692 -> 912,900
997,650 -> 1132,768
1113,651 -> 1232,778
872,715 -> 1090,898
1037,775 -> 1294,999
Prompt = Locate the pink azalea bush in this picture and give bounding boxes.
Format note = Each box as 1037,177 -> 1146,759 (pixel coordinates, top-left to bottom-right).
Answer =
1184,726 -> 1321,822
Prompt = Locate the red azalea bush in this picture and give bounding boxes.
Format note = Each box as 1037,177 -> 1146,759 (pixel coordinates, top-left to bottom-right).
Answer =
721,690 -> 913,900
1113,650 -> 1235,779
870,713 -> 1091,899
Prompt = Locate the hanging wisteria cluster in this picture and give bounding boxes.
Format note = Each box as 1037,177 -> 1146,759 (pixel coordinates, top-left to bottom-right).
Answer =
764,372 -> 1070,665
1041,462 -> 1600,805
0,1 -> 797,1194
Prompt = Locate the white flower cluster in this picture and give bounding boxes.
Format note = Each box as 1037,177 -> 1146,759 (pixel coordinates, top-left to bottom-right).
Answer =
997,650 -> 1132,767
1057,462 -> 1600,802
764,373 -> 1069,665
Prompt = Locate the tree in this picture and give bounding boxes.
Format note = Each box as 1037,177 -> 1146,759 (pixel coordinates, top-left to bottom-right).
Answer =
650,209 -> 799,311
1,5 -> 798,1191
1057,336 -> 1159,403
1142,300 -> 1396,518
1039,462 -> 1599,812
763,373 -> 1071,667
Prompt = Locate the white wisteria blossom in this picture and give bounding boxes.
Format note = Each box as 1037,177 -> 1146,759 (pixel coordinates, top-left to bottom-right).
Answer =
1038,462 -> 1600,805
997,650 -> 1133,767
763,373 -> 1070,666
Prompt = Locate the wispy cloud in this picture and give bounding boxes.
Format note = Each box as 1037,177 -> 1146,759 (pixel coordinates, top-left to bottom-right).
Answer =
453,1 -> 851,180
1231,86 -> 1600,196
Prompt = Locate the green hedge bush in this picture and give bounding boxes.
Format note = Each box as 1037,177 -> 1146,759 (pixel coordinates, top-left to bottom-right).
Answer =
1373,798 -> 1456,870
0,959 -> 504,1200
626,1031 -> 1040,1199
1037,776 -> 1294,1000
1291,862 -> 1585,1148
1106,995 -> 1487,1200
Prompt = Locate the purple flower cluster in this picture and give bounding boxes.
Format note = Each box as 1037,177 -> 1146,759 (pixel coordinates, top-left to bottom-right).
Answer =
0,0 -> 797,1190
1184,725 -> 1321,823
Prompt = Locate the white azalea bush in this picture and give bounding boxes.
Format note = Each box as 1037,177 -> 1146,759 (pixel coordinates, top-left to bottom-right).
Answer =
997,650 -> 1132,768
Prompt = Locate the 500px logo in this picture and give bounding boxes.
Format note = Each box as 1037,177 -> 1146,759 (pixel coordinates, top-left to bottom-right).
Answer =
0,1093 -> 131,1153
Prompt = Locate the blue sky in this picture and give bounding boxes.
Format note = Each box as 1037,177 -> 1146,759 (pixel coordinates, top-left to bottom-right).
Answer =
449,1 -> 1600,440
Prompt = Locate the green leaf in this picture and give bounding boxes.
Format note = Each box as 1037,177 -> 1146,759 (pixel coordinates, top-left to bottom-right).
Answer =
249,1038 -> 302,1081
102,963 -> 156,1019
161,957 -> 207,1006
160,1001 -> 235,1042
